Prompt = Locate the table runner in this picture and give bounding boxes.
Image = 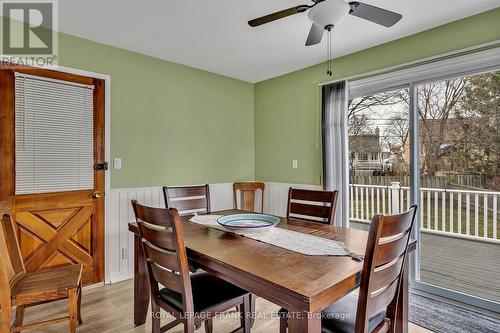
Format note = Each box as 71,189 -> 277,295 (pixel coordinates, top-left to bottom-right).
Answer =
189,215 -> 363,260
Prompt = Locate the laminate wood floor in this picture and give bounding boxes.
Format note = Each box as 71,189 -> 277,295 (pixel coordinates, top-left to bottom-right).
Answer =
20,279 -> 434,332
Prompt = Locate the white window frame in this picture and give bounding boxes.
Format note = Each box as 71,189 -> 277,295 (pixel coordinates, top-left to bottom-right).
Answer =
323,43 -> 500,312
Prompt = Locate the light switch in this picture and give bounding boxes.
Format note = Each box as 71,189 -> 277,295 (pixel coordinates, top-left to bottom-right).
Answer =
114,158 -> 122,170
292,159 -> 298,169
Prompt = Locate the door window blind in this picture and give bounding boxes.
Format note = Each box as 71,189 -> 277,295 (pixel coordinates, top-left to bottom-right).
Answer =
15,73 -> 95,194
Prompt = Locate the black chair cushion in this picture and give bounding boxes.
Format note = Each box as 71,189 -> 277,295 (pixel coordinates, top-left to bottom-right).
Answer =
159,272 -> 248,314
278,293 -> 385,333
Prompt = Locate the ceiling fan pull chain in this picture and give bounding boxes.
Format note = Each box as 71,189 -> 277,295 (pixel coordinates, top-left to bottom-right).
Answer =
326,25 -> 333,76
326,27 -> 329,76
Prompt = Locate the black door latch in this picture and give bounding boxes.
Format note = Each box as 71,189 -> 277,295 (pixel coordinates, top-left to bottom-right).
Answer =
94,162 -> 108,171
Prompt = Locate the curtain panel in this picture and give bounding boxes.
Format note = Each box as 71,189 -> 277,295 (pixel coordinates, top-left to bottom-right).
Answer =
322,81 -> 349,227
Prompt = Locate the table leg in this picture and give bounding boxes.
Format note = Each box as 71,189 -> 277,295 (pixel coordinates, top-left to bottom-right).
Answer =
134,233 -> 150,326
396,259 -> 409,333
287,310 -> 322,333
249,294 -> 257,328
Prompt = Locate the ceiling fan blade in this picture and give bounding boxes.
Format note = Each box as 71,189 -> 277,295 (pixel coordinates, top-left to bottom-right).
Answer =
348,2 -> 402,27
305,23 -> 324,46
248,5 -> 309,27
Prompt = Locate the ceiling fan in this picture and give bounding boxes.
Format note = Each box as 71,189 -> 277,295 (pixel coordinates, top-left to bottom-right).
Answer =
248,0 -> 403,46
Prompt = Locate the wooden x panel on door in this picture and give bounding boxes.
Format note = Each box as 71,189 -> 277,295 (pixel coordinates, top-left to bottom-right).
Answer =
15,191 -> 97,284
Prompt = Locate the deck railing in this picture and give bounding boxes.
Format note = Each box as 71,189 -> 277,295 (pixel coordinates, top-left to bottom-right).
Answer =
349,182 -> 499,243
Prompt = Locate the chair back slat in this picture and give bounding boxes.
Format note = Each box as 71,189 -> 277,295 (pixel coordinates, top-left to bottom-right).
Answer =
0,210 -> 26,285
367,279 -> 399,318
286,188 -> 338,225
355,205 -> 417,333
170,198 -> 208,214
142,241 -> 181,272
0,204 -> 26,312
132,200 -> 194,314
233,182 -> 265,213
289,203 -> 332,219
370,255 -> 405,292
374,234 -> 409,266
289,189 -> 335,202
150,263 -> 183,294
163,185 -> 210,216
139,223 -> 177,251
379,213 -> 414,238
133,203 -> 172,227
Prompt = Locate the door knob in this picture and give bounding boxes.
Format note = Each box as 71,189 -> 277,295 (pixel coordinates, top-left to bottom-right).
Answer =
93,191 -> 102,199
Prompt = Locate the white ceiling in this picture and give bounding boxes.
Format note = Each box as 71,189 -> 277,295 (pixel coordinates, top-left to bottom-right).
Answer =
59,0 -> 500,83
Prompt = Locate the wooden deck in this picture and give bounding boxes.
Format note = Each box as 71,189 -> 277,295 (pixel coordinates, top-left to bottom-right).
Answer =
420,232 -> 500,304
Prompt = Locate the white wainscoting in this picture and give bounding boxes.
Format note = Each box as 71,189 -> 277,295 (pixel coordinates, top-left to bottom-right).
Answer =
105,181 -> 319,283
106,183 -> 234,283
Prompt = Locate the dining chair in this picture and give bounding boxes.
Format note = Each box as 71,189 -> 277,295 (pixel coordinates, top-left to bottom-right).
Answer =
163,184 -> 211,216
0,206 -> 83,333
279,205 -> 417,333
286,188 -> 338,225
233,182 -> 265,213
131,200 -> 252,333
165,184 -> 256,324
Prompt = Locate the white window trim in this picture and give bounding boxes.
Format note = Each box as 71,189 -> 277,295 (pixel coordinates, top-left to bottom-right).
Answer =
348,45 -> 500,98
318,41 -> 500,97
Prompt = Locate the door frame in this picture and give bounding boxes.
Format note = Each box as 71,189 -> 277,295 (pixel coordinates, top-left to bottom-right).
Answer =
0,59 -> 111,284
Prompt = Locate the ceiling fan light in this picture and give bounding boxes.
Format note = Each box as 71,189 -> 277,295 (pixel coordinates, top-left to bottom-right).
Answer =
308,0 -> 350,29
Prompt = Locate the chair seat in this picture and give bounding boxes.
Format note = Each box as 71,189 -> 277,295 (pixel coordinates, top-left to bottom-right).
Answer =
278,293 -> 386,333
12,264 -> 83,306
159,272 -> 249,314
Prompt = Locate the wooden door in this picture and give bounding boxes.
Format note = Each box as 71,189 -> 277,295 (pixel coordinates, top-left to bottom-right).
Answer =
0,65 -> 105,285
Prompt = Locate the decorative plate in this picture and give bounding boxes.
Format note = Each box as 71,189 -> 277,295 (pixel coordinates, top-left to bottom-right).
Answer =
217,213 -> 280,230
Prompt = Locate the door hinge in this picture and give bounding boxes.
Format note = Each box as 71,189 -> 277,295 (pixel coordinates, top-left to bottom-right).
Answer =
94,162 -> 108,171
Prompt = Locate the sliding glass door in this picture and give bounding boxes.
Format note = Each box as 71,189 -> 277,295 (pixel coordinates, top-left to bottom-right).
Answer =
413,71 -> 500,311
346,68 -> 499,312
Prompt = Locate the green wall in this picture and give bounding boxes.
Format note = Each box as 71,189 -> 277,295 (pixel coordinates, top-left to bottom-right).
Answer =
55,34 -> 255,188
3,8 -> 500,189
254,8 -> 500,185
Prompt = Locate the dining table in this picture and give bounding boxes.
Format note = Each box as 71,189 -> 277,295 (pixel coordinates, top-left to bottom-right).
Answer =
128,209 -> 416,333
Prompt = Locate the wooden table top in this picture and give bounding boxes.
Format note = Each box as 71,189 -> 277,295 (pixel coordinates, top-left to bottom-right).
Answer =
129,209 -> 415,312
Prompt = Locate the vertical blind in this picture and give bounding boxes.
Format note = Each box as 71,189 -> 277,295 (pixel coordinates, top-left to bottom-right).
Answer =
15,73 -> 95,194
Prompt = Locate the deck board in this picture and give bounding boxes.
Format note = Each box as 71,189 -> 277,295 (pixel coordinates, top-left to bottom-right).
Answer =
420,232 -> 500,303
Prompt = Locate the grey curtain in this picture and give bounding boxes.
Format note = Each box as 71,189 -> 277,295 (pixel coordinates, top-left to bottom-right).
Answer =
322,81 -> 349,227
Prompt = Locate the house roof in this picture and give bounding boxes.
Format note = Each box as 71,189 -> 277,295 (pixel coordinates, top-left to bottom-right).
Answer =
349,134 -> 380,153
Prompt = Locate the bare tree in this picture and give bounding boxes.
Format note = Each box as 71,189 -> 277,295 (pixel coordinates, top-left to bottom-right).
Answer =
417,78 -> 466,175
383,113 -> 409,158
455,72 -> 500,188
348,91 -> 405,135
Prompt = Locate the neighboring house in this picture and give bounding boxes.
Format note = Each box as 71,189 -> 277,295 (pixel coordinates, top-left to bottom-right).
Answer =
349,127 -> 383,175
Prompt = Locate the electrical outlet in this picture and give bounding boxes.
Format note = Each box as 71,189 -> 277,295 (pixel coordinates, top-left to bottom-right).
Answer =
114,158 -> 122,170
121,248 -> 128,260
292,159 -> 298,169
